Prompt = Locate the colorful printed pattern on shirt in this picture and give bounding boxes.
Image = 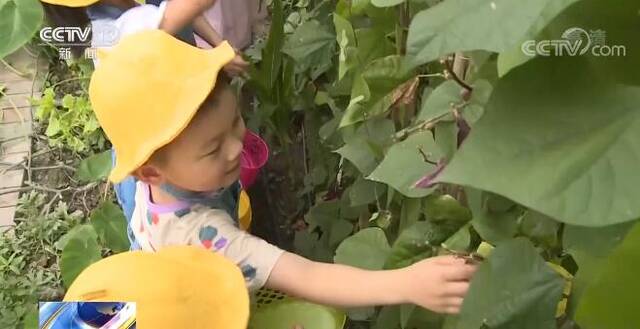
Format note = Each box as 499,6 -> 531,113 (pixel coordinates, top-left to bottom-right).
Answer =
146,211 -> 159,226
240,264 -> 257,281
174,208 -> 191,218
198,225 -> 227,250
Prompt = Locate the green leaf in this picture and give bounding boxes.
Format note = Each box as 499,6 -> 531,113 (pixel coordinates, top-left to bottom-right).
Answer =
465,79 -> 493,125
90,201 -> 129,253
497,45 -> 533,78
334,227 -> 391,270
405,308 -> 444,329
340,75 -> 371,127
563,221 -> 635,310
369,131 -> 442,198
373,306 -> 400,329
255,0 -> 284,91
576,223 -> 640,329
282,19 -> 336,78
424,194 -> 472,223
438,55 -> 640,226
60,224 -> 102,288
351,0 -> 371,15
384,222 -> 435,269
406,0 -> 580,66
347,307 -> 375,321
399,197 -> 422,233
340,55 -> 413,127
74,150 -> 112,183
294,230 -> 332,262
306,200 -> 341,233
336,118 -> 394,175
21,305 -> 38,329
371,0 -> 404,8
333,13 -> 356,80
348,177 -> 384,206
0,0 -> 43,59
466,188 -> 520,244
458,238 -> 564,329
442,222 -> 471,251
518,210 -> 559,248
417,80 -> 460,122
434,121 -> 457,160
399,304 -> 415,329
249,299 -> 346,329
355,28 -> 395,67
418,79 -> 491,126
540,0 -> 640,86
44,116 -> 61,137
61,94 -> 75,109
329,219 -> 354,248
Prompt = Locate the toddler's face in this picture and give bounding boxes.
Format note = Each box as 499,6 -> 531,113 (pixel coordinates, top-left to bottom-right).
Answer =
153,88 -> 246,192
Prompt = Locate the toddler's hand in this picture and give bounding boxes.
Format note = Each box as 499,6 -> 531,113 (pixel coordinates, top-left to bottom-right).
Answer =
224,53 -> 249,76
402,255 -> 477,314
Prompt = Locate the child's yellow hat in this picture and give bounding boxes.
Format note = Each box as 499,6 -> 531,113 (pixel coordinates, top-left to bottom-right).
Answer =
89,30 -> 235,182
40,0 -> 99,7
64,246 -> 249,328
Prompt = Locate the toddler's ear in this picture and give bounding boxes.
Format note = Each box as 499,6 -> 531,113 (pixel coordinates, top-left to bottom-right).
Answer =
133,164 -> 165,185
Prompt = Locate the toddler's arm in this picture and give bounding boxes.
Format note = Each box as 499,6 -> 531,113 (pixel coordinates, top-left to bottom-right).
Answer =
266,252 -> 476,314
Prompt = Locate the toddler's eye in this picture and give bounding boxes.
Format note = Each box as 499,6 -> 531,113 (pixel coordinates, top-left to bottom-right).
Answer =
205,147 -> 220,157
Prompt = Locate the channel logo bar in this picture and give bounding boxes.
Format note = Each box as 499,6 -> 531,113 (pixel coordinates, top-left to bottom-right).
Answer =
39,302 -> 136,329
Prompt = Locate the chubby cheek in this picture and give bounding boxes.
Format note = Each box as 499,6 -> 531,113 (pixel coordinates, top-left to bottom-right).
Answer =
193,162 -> 230,191
169,161 -> 227,192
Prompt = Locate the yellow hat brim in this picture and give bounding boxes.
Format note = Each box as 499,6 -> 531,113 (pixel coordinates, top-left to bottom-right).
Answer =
40,0 -> 99,7
64,246 -> 249,329
88,30 -> 235,183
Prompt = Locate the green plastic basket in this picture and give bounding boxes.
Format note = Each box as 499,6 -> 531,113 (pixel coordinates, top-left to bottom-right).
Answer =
249,288 -> 346,329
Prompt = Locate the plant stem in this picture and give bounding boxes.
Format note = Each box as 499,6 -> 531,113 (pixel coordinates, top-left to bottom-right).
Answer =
392,111 -> 451,142
0,59 -> 28,78
418,73 -> 446,79
445,54 -> 472,92
395,2 -> 410,55
0,89 -> 25,124
49,76 -> 90,90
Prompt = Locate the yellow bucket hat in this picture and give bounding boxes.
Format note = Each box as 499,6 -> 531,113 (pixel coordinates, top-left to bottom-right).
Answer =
64,246 -> 249,329
89,30 -> 235,182
39,0 -> 99,7
39,0 -> 146,6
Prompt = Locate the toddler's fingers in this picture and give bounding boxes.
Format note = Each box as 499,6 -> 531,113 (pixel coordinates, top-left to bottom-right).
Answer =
444,305 -> 461,315
443,281 -> 470,297
446,297 -> 464,309
433,255 -> 466,265
443,263 -> 477,281
234,56 -> 249,66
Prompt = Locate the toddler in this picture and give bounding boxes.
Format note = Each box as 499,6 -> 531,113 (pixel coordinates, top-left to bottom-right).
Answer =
90,30 -> 476,314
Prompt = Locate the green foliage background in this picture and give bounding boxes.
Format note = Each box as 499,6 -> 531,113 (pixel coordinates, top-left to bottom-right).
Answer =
249,0 -> 640,328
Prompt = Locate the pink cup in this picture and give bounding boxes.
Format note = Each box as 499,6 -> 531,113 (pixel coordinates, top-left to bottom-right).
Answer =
240,131 -> 269,188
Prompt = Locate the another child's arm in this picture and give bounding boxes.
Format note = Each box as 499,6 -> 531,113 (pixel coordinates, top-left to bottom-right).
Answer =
159,0 -> 216,35
191,15 -> 248,75
267,252 -> 476,314
192,15 -> 225,46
